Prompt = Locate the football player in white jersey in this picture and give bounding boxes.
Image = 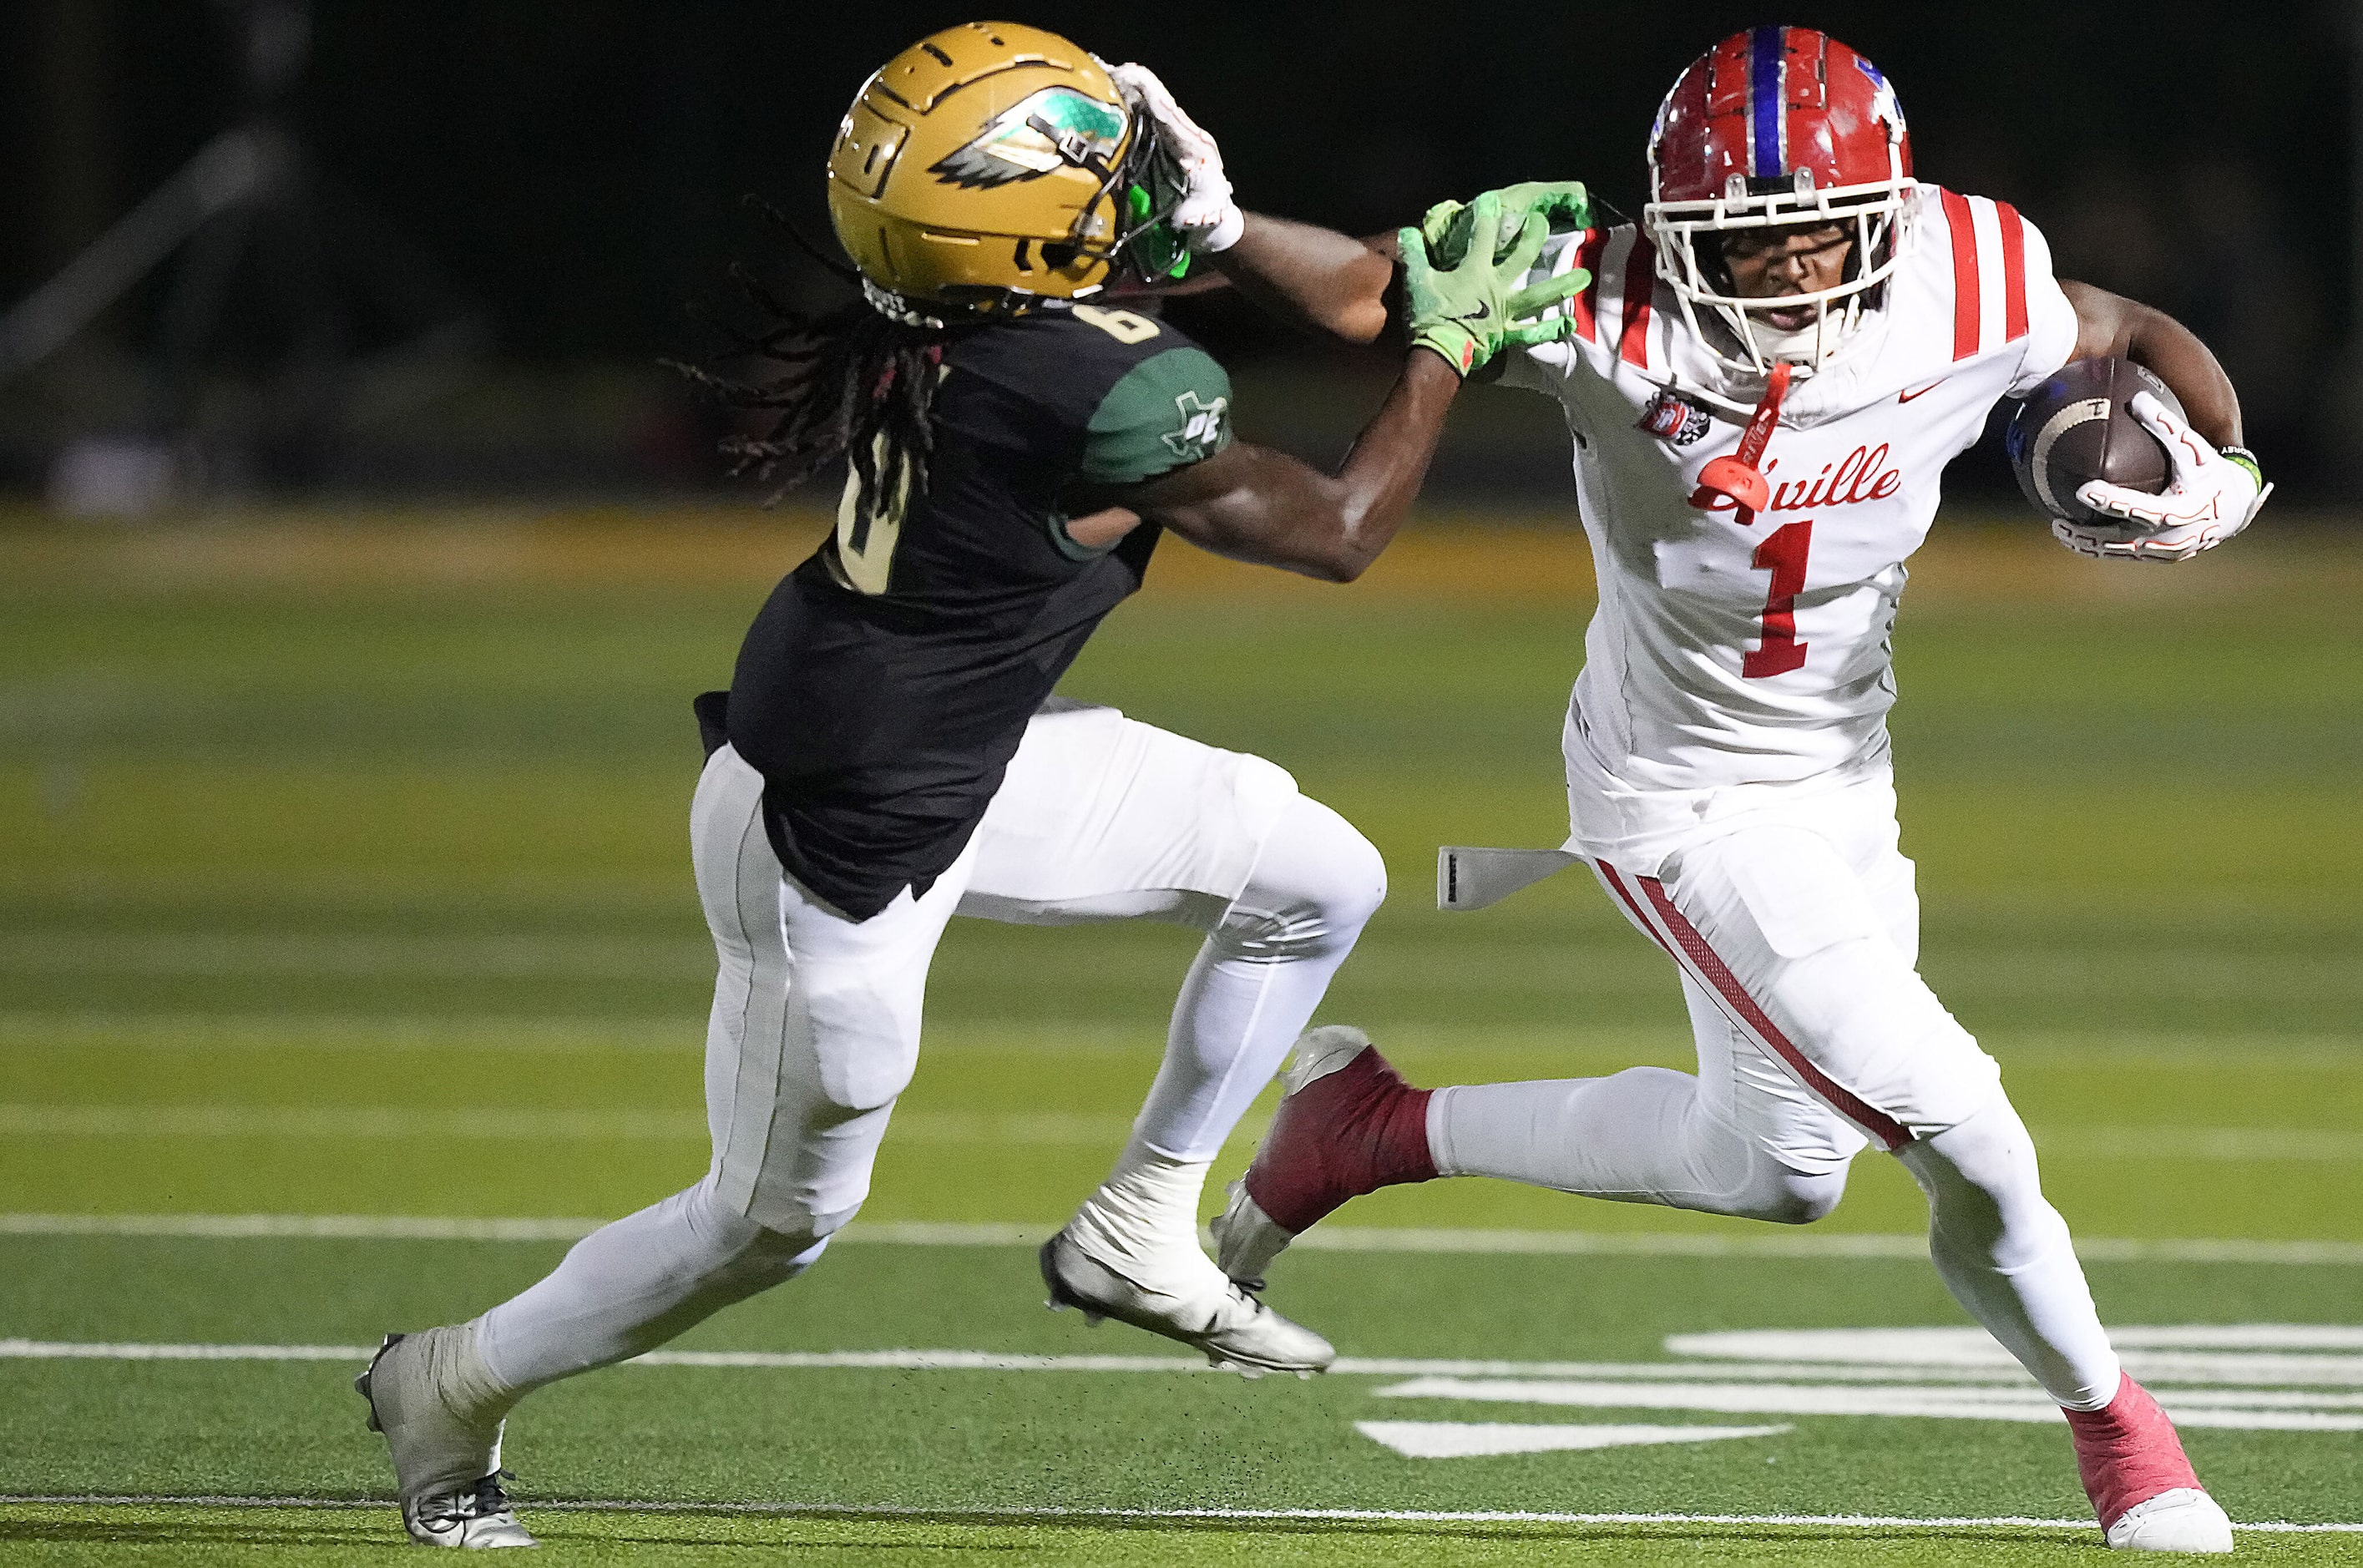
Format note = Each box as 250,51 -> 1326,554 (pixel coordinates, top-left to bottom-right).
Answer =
1123,25 -> 2268,1556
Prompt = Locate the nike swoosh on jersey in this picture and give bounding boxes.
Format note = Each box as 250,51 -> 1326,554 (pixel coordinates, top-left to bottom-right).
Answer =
1897,378 -> 1947,402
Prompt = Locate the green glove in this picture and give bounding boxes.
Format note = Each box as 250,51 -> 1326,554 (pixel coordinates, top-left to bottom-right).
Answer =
1421,180 -> 1591,268
1399,192 -> 1591,377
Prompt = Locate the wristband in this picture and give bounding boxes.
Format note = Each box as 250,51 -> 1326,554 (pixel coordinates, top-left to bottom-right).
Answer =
1199,206 -> 1245,255
2219,445 -> 2264,486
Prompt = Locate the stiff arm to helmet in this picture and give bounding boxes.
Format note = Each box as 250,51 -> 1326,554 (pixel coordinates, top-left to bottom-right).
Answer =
1106,63 -> 1242,255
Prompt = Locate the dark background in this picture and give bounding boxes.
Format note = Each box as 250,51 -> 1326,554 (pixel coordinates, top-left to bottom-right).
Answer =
2,1 -> 2352,503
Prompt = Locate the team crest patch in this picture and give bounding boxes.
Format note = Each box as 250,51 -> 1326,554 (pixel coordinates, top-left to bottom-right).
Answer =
929,87 -> 1126,189
1162,390 -> 1227,460
1637,391 -> 1711,446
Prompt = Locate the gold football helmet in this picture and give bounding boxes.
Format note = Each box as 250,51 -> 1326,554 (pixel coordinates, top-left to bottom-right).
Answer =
825,22 -> 1187,322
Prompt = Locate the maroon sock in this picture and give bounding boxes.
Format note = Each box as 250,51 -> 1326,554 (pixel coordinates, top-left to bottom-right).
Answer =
1247,1049 -> 1437,1234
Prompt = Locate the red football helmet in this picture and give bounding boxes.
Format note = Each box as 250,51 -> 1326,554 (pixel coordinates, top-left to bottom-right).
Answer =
1645,27 -> 1915,376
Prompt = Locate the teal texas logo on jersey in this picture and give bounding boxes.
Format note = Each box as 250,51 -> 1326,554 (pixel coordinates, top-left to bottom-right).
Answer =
1162,390 -> 1227,462
929,87 -> 1127,189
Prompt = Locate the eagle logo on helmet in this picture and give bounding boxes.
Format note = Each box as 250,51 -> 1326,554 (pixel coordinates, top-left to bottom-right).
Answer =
828,23 -> 1191,321
929,87 -> 1128,190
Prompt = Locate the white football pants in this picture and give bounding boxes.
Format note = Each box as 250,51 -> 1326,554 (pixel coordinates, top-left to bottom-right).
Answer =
1429,770 -> 2123,1409
475,702 -> 1386,1391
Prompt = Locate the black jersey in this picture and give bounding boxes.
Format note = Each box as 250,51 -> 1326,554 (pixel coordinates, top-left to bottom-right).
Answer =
725,302 -> 1233,920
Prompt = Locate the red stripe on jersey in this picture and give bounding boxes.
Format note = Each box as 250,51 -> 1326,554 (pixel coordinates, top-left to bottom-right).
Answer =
1636,875 -> 1914,1151
1567,228 -> 1608,342
1997,200 -> 2029,342
1940,189 -> 1980,361
1596,861 -> 1673,954
1618,235 -> 1657,367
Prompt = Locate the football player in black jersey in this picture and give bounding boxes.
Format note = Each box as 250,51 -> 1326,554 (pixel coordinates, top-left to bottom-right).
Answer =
355,23 -> 1586,1545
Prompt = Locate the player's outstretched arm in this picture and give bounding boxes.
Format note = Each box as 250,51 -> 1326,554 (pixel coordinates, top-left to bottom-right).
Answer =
1081,354 -> 1461,582
1212,215 -> 1398,347
1108,61 -> 1582,352
1208,185 -> 1591,352
1066,197 -> 1584,582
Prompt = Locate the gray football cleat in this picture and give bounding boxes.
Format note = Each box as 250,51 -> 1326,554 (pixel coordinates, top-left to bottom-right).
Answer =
357,1329 -> 537,1549
1039,1228 -> 1335,1376
399,1471 -> 539,1550
1211,1178 -> 1293,1290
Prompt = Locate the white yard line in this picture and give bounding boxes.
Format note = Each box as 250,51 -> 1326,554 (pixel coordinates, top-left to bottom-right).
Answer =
9,1338 -> 2363,1397
0,1495 -> 2357,1532
1,1100 -> 2351,1161
7,1211 -> 2363,1266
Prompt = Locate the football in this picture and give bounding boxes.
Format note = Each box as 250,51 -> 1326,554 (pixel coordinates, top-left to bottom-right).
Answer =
2005,356 -> 2187,526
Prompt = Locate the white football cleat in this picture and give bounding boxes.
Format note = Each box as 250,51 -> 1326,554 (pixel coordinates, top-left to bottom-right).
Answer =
357,1329 -> 537,1549
2105,1489 -> 2234,1554
1038,1228 -> 1334,1375
401,1472 -> 539,1550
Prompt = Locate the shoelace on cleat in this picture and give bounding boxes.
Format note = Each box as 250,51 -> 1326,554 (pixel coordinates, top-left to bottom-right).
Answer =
417,1469 -> 519,1527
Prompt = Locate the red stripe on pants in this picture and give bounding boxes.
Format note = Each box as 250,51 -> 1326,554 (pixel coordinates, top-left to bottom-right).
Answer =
1596,861 -> 1673,954
1633,873 -> 1913,1151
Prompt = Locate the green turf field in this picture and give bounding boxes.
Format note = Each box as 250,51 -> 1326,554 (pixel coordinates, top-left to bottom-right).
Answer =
2,511 -> 2359,1564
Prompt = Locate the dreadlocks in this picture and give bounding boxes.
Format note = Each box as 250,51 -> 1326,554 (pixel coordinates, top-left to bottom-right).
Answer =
673,210 -> 949,524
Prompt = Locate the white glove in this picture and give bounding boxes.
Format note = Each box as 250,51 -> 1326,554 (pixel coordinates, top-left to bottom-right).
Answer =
1107,62 -> 1244,254
2057,391 -> 2270,563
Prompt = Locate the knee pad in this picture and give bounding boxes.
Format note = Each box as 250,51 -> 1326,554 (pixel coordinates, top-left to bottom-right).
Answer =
686,1176 -> 838,1282
1675,1099 -> 1853,1224
1222,799 -> 1388,959
1710,1146 -> 1849,1225
1901,1091 -> 2040,1202
740,1227 -> 832,1286
1750,1163 -> 1849,1225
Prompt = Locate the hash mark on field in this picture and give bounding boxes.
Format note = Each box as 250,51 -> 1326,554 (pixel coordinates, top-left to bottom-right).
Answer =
1355,1421 -> 1793,1456
8,1212 -> 2363,1266
3,1496 -> 2358,1532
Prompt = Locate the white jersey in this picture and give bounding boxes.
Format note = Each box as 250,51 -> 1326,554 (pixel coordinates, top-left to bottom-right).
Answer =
1501,187 -> 2077,852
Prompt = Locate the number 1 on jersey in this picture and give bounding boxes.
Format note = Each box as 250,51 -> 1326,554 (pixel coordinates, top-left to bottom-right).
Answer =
1743,519 -> 1812,679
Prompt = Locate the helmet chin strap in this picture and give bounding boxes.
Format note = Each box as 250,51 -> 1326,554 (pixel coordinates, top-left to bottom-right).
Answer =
1747,314 -> 1823,365
1689,361 -> 1793,513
